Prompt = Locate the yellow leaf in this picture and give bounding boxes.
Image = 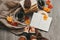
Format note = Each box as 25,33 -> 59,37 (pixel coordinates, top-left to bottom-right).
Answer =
7,16 -> 13,22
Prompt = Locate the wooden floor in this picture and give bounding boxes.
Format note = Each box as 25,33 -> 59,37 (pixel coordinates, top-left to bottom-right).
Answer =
0,0 -> 60,40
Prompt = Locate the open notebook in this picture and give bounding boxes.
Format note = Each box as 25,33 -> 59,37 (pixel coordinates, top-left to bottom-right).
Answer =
30,11 -> 52,31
